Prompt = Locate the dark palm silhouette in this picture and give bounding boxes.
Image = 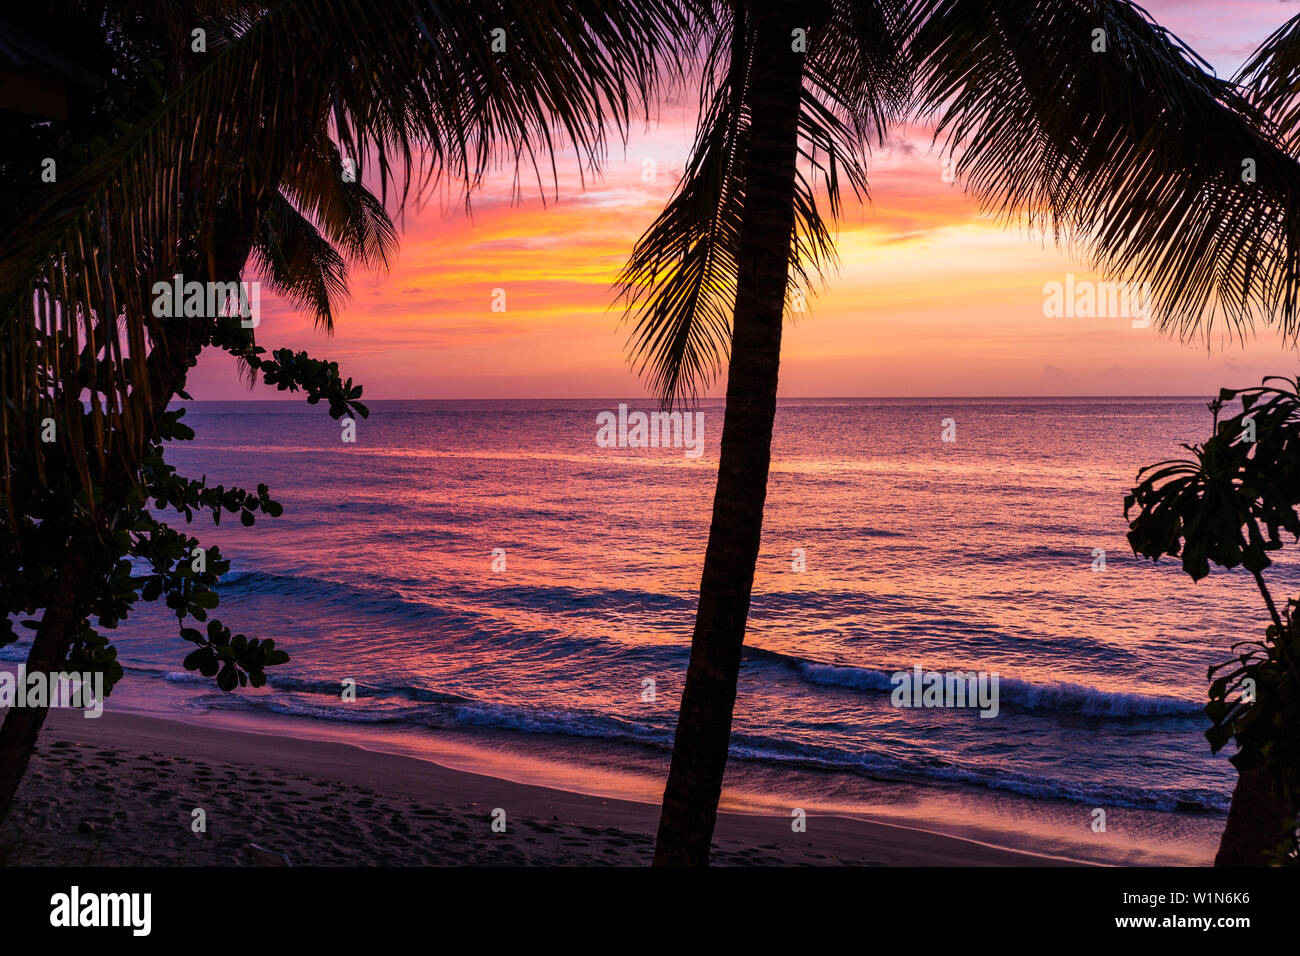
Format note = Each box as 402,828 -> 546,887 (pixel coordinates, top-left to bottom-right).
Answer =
0,0 -> 687,824
618,0 -> 1300,866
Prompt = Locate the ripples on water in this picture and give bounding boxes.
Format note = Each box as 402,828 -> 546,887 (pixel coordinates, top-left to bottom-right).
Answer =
18,397 -> 1296,841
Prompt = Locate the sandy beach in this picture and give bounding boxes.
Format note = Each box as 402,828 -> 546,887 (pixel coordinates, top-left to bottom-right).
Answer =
0,709 -> 1052,867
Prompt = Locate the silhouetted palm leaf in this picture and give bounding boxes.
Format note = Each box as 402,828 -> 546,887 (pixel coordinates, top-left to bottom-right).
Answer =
1237,13 -> 1300,152
616,1 -> 908,406
909,0 -> 1300,344
252,191 -> 351,332
1,0 -> 690,505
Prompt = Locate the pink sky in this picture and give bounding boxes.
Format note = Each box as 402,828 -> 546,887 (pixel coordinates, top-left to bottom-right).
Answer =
190,0 -> 1300,400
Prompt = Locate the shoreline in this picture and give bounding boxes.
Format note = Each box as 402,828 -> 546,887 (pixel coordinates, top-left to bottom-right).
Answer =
7,659 -> 1226,866
3,708 -> 1072,867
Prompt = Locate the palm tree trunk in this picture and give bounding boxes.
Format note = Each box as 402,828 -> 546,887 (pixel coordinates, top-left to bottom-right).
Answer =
1215,763 -> 1296,866
652,2 -> 808,867
0,545 -> 91,822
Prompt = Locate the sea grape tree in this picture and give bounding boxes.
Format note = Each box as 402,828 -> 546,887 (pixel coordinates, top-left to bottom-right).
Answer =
1126,375 -> 1300,865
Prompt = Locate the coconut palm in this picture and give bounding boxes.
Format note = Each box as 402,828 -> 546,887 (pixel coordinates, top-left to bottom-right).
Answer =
2,0 -> 687,490
0,0 -> 401,822
619,0 -> 1300,866
0,0 -> 690,823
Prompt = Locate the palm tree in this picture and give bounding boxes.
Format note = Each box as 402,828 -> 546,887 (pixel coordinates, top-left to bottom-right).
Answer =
620,0 -> 1300,866
0,0 -> 689,823
0,1 -> 401,822
3,0 -> 686,480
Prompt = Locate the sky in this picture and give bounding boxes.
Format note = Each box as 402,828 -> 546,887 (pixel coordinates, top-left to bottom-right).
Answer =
189,0 -> 1300,401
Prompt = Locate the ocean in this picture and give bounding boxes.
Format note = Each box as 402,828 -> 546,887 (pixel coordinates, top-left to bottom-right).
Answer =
8,397 -> 1292,864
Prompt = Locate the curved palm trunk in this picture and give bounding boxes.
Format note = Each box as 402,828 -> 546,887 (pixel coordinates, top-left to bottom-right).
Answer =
0,545 -> 91,823
653,2 -> 808,867
1215,763 -> 1296,866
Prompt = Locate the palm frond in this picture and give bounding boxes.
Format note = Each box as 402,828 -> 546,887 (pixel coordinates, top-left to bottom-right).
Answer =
1,0 -> 692,511
1237,14 -> 1300,153
908,0 -> 1300,343
617,2 -> 907,407
280,131 -> 399,273
616,19 -> 750,406
251,190 -> 351,332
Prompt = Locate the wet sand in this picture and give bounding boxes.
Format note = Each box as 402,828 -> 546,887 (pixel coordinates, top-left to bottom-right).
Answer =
1,709 -> 1050,866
